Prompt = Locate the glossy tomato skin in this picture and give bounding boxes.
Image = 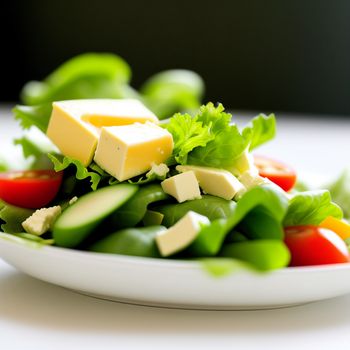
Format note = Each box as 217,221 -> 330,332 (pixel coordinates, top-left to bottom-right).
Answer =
284,225 -> 350,266
0,170 -> 63,209
254,155 -> 297,192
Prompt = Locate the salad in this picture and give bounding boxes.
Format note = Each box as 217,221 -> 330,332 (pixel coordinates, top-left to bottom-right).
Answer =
1,53 -> 350,277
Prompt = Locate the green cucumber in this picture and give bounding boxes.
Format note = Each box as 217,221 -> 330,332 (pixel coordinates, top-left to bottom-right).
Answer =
53,184 -> 138,248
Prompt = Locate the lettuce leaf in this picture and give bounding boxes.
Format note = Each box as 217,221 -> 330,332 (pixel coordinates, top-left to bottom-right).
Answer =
186,103 -> 249,168
242,113 -> 276,150
21,53 -> 132,106
155,195 -> 236,227
13,104 -> 52,133
187,123 -> 249,168
219,240 -> 290,271
110,184 -> 169,229
14,54 -> 204,134
237,207 -> 284,240
0,156 -> 8,172
283,190 -> 343,226
12,233 -> 54,245
165,103 -> 275,173
141,69 -> 204,119
195,100 -> 232,133
164,112 -> 214,165
88,226 -> 165,258
188,184 -> 288,256
327,170 -> 350,219
0,200 -> 34,234
0,232 -> 53,248
48,154 -> 104,191
14,131 -> 58,170
128,163 -> 169,185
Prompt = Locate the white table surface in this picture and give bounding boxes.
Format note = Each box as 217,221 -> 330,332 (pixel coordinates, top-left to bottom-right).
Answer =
1,106 -> 350,350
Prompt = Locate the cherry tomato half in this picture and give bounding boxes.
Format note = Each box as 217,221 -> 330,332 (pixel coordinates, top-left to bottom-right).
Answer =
254,155 -> 297,192
0,170 -> 63,209
284,225 -> 350,266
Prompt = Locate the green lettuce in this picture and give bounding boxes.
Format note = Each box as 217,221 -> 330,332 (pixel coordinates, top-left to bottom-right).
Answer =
0,156 -> 8,172
242,113 -> 276,150
14,53 -> 205,133
188,184 -> 288,256
14,132 -> 58,170
21,53 -> 132,106
155,195 -> 236,227
186,104 -> 249,169
13,104 -> 52,133
141,69 -> 204,119
283,190 -> 343,226
164,112 -> 214,165
219,240 -> 290,271
0,232 -> 53,248
48,154 -> 105,191
327,170 -> 350,219
0,200 -> 34,234
237,207 -> 284,240
110,184 -> 169,229
165,103 -> 276,173
88,226 -> 164,258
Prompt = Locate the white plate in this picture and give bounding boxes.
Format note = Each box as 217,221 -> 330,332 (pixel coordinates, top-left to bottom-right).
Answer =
1,233 -> 350,310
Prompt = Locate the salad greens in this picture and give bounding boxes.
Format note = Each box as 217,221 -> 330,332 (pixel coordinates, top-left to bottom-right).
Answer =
140,69 -> 205,119
0,200 -> 34,234
156,195 -> 236,227
327,170 -> 350,219
110,184 -> 169,229
48,154 -> 106,191
88,226 -> 164,258
219,240 -> 290,271
165,103 -> 276,173
283,190 -> 342,226
188,184 -> 288,257
14,52 -> 204,130
0,52 -> 347,277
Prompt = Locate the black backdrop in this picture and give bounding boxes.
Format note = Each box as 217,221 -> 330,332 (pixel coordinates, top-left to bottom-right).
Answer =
2,0 -> 350,115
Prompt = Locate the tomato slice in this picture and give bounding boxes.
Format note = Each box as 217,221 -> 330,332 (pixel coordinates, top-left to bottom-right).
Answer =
0,170 -> 63,209
254,155 -> 297,192
284,225 -> 350,266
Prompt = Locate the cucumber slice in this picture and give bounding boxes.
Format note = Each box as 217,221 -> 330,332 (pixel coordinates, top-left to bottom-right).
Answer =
53,184 -> 138,248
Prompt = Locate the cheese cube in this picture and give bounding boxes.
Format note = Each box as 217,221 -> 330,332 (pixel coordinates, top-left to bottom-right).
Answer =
156,211 -> 210,257
46,99 -> 159,166
94,122 -> 173,181
235,170 -> 269,198
47,102 -> 99,166
176,165 -> 245,200
239,171 -> 267,189
22,206 -> 62,236
161,171 -> 201,203
79,99 -> 159,126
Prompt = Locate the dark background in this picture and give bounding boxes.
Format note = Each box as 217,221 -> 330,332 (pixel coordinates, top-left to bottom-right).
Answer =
2,0 -> 350,115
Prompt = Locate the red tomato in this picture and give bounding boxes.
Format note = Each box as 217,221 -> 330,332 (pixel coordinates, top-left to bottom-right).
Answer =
0,170 -> 63,209
254,155 -> 297,192
284,225 -> 350,266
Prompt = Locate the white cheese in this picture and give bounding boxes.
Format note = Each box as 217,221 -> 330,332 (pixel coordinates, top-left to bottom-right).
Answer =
236,170 -> 269,198
161,171 -> 201,203
156,211 -> 210,257
22,206 -> 62,236
176,165 -> 245,200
